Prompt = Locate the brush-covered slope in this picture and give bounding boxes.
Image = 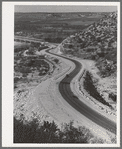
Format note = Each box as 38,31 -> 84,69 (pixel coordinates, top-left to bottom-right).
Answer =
61,12 -> 117,77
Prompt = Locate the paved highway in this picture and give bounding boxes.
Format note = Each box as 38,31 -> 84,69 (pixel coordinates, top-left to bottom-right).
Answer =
46,49 -> 116,134
14,37 -> 116,134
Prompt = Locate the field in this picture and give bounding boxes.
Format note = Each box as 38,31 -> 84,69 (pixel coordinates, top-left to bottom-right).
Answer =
15,12 -> 108,43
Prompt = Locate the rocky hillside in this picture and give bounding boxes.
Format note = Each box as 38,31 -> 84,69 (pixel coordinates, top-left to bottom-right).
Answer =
61,12 -> 117,77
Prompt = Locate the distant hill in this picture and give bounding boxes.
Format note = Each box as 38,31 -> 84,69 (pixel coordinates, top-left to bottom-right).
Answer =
14,12 -> 107,33
61,12 -> 117,77
15,12 -> 109,44
15,12 -> 107,21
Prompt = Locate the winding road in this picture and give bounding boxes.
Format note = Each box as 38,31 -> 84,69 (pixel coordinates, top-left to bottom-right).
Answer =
46,49 -> 116,134
14,36 -> 116,134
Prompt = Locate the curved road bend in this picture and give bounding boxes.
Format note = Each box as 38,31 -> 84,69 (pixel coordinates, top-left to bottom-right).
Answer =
46,49 -> 116,134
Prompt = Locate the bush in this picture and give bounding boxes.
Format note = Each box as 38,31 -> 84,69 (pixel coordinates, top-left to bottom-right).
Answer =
59,121 -> 88,143
69,44 -> 73,49
109,93 -> 117,102
22,73 -> 28,77
19,67 -> 31,73
39,71 -> 46,76
14,77 -> 21,83
83,71 -> 112,108
53,58 -> 59,64
38,46 -> 48,51
14,118 -> 60,143
14,117 -> 101,143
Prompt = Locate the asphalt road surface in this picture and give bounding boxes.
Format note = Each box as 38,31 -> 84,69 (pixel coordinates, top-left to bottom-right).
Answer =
46,49 -> 116,134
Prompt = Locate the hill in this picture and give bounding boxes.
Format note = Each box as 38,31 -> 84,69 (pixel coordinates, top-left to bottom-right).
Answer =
61,11 -> 117,77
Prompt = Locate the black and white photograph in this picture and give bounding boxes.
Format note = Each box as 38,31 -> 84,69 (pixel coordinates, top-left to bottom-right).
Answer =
2,1 -> 120,147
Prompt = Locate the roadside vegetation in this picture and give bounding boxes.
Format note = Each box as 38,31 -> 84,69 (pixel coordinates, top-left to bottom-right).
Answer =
15,57 -> 49,75
83,71 -> 113,109
14,42 -> 51,90
62,12 -> 117,78
14,44 -> 30,53
14,116 -> 106,143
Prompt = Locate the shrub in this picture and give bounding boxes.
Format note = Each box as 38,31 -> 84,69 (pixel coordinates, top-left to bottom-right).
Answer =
59,121 -> 88,143
53,58 -> 59,64
22,73 -> 28,77
109,93 -> 116,102
14,117 -> 99,143
14,77 -> 21,83
83,71 -> 112,108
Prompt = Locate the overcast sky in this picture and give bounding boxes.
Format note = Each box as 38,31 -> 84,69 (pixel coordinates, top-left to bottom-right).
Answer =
15,5 -> 117,13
